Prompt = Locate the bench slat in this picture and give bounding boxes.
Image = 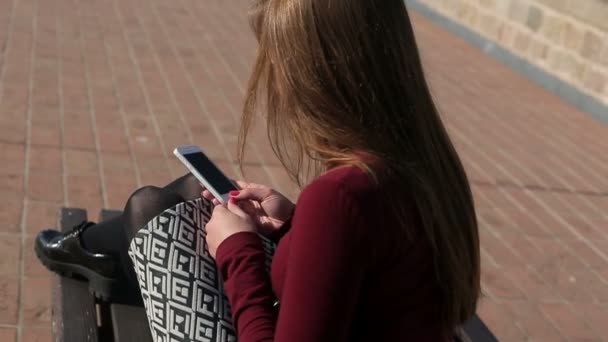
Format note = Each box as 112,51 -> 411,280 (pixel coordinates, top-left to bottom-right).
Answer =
111,304 -> 153,342
99,209 -> 153,342
53,208 -> 99,342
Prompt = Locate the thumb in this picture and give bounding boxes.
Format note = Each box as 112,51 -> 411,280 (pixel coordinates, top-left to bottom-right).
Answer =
226,198 -> 250,219
231,188 -> 270,202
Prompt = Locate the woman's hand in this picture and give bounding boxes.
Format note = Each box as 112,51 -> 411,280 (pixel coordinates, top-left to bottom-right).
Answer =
206,199 -> 257,258
201,181 -> 295,237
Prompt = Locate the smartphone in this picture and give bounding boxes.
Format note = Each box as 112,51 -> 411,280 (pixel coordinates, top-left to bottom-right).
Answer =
173,145 -> 238,204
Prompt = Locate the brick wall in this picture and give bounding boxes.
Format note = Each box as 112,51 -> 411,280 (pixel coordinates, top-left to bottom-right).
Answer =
418,0 -> 608,105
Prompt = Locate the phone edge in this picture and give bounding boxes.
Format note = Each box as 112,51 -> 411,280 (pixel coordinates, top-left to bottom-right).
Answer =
173,147 -> 228,204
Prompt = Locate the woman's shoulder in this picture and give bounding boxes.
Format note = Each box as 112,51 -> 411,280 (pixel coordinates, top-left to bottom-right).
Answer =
303,165 -> 379,202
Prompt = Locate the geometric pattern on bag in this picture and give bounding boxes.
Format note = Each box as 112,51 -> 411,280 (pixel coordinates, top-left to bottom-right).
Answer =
128,198 -> 276,342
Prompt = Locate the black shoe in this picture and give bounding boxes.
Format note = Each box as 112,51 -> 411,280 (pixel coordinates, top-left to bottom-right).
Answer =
35,221 -> 125,301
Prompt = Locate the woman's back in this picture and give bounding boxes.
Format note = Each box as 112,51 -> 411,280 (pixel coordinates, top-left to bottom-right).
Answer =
218,165 -> 449,341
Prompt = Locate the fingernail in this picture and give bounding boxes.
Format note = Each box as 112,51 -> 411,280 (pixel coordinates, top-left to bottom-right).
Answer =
229,190 -> 240,196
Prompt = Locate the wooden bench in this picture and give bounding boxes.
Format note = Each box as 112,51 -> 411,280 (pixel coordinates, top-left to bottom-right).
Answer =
52,208 -> 153,342
51,207 -> 497,342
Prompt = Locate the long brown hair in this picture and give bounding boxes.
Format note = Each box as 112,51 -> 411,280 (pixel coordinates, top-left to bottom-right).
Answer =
238,0 -> 480,333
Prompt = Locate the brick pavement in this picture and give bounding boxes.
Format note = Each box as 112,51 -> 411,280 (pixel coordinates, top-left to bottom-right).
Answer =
0,0 -> 607,341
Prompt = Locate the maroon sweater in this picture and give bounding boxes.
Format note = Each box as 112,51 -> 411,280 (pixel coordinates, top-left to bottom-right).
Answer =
216,166 -> 447,341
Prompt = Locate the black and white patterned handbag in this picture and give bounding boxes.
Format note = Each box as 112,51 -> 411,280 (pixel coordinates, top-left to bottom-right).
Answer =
128,198 -> 276,342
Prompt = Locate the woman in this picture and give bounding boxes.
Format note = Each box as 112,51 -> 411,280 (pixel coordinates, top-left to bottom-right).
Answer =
36,0 -> 480,341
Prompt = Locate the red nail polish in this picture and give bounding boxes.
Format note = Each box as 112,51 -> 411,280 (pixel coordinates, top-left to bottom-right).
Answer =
229,190 -> 240,196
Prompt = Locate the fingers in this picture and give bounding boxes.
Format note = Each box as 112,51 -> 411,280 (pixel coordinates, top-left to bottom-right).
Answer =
212,203 -> 227,213
213,199 -> 249,220
203,180 -> 272,205
230,187 -> 271,202
201,189 -> 213,200
234,180 -> 268,190
238,200 -> 260,218
201,190 -> 220,204
226,198 -> 249,219
234,180 -> 249,189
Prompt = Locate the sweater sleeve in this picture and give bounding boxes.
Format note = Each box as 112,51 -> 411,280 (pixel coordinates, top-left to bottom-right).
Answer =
215,178 -> 369,342
215,232 -> 277,340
